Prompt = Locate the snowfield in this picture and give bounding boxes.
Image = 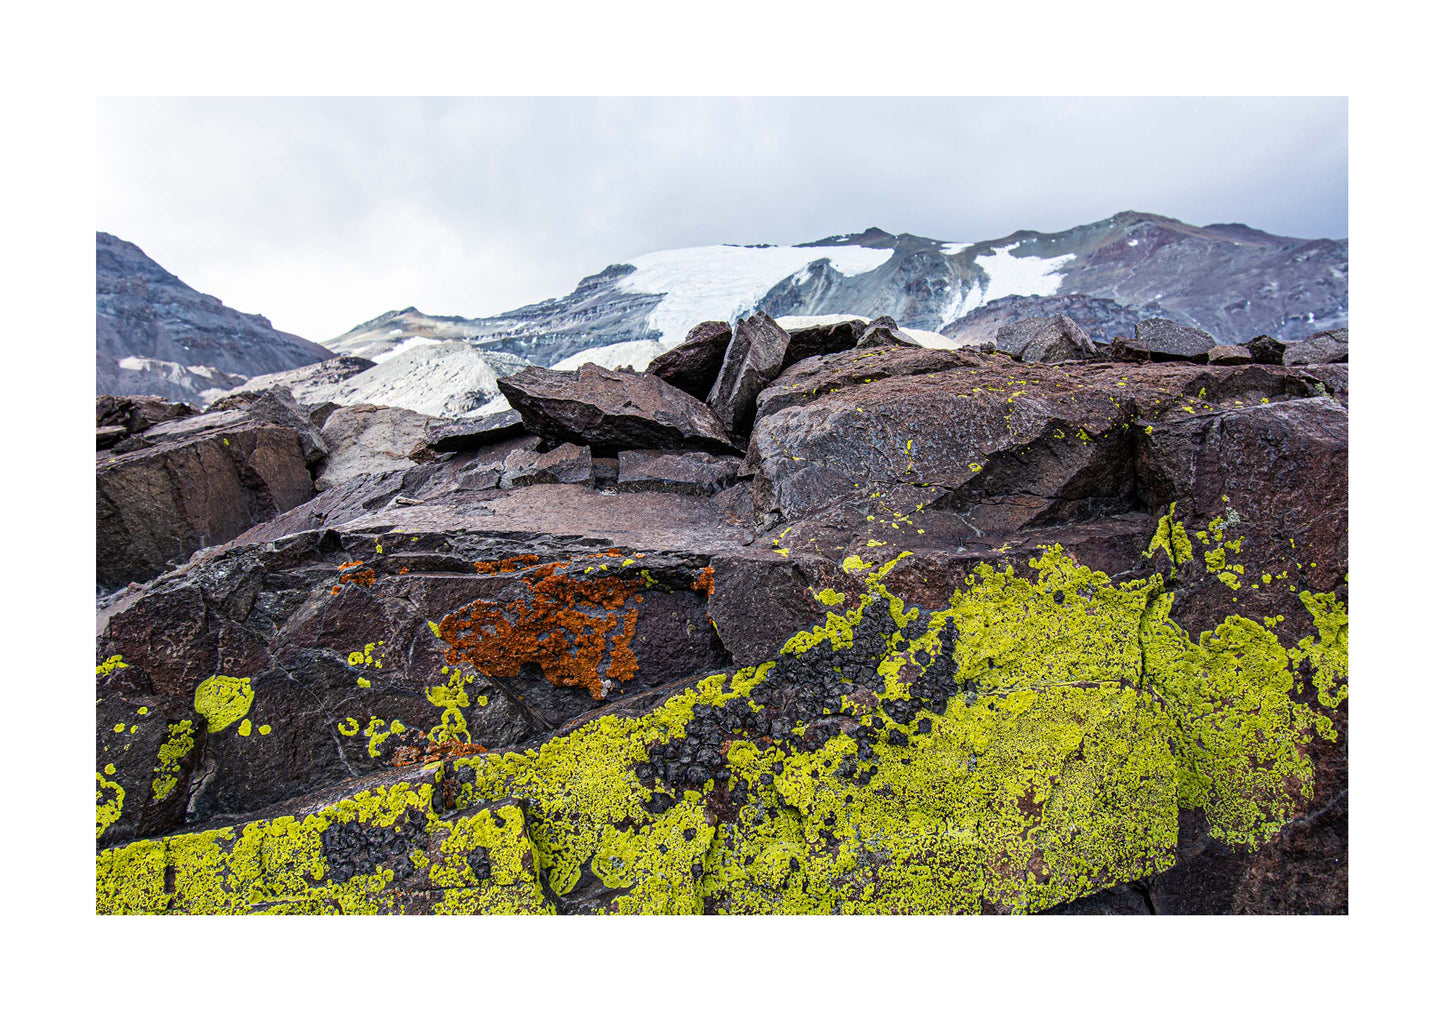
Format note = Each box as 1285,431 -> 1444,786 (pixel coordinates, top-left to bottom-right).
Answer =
618,244 -> 894,347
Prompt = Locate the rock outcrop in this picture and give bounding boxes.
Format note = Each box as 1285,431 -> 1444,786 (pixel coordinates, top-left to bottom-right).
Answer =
94,316 -> 1348,917
1126,318 -> 1218,362
707,313 -> 794,438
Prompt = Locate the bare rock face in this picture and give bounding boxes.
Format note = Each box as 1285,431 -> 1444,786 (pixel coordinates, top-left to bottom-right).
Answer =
617,450 -> 740,495
96,394 -> 196,434
706,313 -> 794,438
777,318 -> 867,369
645,321 -> 732,400
994,314 -> 1098,363
500,363 -> 736,455
1283,328 -> 1348,365
316,404 -> 434,491
96,409 -> 316,590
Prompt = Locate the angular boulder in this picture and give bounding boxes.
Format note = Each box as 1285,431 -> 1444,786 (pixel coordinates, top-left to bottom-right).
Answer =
96,410 -> 316,589
1130,318 -> 1217,362
706,312 -> 794,438
316,404 -> 434,491
1245,334 -> 1287,365
855,315 -> 920,349
500,363 -> 736,455
424,409 -> 527,453
777,317 -> 867,368
1207,345 -> 1255,366
645,320 -> 732,400
500,442 -> 593,489
1283,328 -> 1348,365
994,314 -> 1098,363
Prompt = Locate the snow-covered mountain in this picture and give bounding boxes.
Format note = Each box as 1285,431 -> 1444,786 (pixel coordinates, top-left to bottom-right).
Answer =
97,232 -> 334,403
324,211 -> 1348,366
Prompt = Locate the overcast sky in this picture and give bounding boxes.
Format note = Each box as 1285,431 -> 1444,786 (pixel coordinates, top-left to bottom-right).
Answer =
97,97 -> 1347,342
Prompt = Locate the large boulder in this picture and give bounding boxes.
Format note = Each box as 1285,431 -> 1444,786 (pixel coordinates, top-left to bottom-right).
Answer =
1125,318 -> 1218,362
500,363 -> 736,456
854,315 -> 920,349
96,408 -> 316,589
706,313 -> 794,437
645,321 -> 732,400
993,314 -> 1098,363
1283,328 -> 1348,365
777,317 -> 867,368
316,404 -> 434,491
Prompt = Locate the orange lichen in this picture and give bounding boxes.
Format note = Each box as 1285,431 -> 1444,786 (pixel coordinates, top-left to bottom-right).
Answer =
439,557 -> 645,700
691,565 -> 716,598
332,561 -> 378,593
391,740 -> 489,767
474,554 -> 541,575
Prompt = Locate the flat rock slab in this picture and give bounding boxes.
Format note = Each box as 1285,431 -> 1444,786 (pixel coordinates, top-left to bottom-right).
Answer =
617,449 -> 740,495
501,442 -> 593,488
500,363 -> 736,455
425,409 -> 526,452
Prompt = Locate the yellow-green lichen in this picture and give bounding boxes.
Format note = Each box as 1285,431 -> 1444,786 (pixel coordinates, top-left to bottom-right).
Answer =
193,675 -> 255,733
150,720 -> 196,802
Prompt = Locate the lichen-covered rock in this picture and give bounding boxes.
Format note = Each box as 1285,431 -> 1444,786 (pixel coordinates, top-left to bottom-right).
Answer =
500,363 -> 736,455
94,332 -> 1349,916
96,544 -> 1346,915
645,320 -> 732,400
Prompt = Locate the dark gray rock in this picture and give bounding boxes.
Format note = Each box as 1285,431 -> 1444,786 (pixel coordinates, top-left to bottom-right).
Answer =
1245,334 -> 1287,365
1131,318 -> 1217,362
425,409 -> 526,453
1283,328 -> 1348,366
617,450 -> 741,496
500,363 -> 736,456
1207,345 -> 1255,366
994,314 -> 1097,363
707,313 -> 793,438
245,387 -> 327,465
855,315 -> 920,349
778,318 -> 867,369
501,442 -> 593,488
645,321 -> 732,400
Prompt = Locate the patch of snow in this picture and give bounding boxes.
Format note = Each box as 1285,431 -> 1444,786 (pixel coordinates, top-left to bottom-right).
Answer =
325,340 -> 528,418
939,242 -> 971,256
372,335 -> 442,364
973,242 -> 1076,303
901,327 -> 957,349
117,356 -> 145,371
618,244 -> 894,347
551,339 -> 666,373
1127,239 -> 1139,247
